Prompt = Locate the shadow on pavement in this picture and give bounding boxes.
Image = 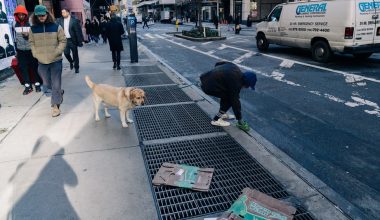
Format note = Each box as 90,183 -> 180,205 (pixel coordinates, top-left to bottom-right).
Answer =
7,136 -> 79,219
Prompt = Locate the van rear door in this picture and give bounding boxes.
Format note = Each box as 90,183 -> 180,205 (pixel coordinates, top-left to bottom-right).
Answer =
355,0 -> 379,45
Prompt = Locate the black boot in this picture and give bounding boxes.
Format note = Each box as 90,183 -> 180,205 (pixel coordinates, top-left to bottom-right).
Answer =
113,62 -> 116,69
23,85 -> 33,95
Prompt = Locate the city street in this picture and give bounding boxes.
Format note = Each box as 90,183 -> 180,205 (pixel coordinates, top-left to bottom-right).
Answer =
136,22 -> 380,219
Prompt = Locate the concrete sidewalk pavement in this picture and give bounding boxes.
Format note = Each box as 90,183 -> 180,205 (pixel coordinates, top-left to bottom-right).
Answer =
0,41 -> 157,219
0,39 -> 350,220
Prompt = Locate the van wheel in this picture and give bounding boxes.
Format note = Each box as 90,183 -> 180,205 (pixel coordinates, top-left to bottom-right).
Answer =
311,41 -> 332,63
257,34 -> 269,51
353,53 -> 372,59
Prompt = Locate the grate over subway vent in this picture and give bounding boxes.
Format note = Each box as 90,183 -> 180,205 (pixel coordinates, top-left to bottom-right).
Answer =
142,135 -> 314,220
143,86 -> 193,106
122,65 -> 163,74
134,104 -> 223,141
124,73 -> 175,87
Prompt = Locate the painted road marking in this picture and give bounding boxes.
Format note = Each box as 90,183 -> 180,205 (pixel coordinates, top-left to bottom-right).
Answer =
233,52 -> 256,64
280,59 -> 295,68
144,33 -> 155,39
147,36 -> 380,118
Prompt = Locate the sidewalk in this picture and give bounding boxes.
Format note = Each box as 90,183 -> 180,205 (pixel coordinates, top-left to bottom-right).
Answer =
0,40 -> 349,219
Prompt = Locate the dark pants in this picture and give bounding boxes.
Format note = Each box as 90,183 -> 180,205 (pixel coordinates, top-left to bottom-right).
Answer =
143,21 -> 149,29
219,97 -> 232,113
200,84 -> 231,113
112,50 -> 121,66
38,60 -> 63,106
64,38 -> 79,70
17,49 -> 41,85
101,33 -> 107,43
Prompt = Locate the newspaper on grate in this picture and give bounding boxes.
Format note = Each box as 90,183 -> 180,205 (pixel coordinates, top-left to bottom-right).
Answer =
152,162 -> 214,192
217,188 -> 297,220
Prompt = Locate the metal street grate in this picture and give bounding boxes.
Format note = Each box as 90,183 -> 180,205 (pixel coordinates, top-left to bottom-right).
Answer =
142,135 -> 314,220
124,73 -> 175,86
134,104 -> 223,141
122,65 -> 163,74
143,86 -> 193,106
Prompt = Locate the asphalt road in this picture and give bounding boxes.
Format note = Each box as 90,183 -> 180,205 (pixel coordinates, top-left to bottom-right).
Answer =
136,23 -> 380,219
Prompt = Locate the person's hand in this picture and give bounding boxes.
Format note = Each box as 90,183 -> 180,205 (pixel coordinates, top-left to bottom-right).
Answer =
236,120 -> 250,132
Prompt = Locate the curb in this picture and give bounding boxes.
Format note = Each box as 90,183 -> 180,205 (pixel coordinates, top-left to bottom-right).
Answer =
174,34 -> 226,42
0,68 -> 14,83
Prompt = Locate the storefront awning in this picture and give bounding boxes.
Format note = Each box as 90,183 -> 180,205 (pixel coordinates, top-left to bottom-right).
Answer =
136,0 -> 159,8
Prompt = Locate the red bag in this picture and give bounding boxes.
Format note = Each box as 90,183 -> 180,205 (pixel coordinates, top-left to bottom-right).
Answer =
11,57 -> 38,85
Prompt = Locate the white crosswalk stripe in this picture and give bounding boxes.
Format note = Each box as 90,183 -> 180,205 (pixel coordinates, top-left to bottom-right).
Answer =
144,33 -> 155,39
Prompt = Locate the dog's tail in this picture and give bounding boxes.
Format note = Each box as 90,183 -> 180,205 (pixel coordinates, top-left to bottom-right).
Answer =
85,75 -> 95,89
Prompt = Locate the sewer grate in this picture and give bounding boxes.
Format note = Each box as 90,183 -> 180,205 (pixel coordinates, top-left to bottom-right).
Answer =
134,104 -> 223,141
143,86 -> 193,105
124,73 -> 175,86
142,135 -> 314,220
122,65 -> 163,74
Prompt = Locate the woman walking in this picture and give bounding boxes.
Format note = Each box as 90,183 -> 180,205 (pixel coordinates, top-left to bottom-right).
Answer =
106,14 -> 125,70
84,19 -> 92,43
91,16 -> 100,45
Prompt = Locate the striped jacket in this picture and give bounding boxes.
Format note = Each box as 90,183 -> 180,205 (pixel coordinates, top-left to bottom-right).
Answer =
29,22 -> 66,64
13,20 -> 32,51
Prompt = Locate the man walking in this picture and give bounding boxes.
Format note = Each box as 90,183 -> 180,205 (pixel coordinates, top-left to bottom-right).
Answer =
142,15 -> 149,29
200,62 -> 257,131
13,5 -> 42,95
29,5 -> 66,117
57,8 -> 83,74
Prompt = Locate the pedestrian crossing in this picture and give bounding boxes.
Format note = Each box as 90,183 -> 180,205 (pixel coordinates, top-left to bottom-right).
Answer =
138,33 -> 247,43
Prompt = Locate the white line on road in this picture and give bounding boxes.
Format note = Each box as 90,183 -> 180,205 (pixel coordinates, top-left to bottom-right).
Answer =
150,36 -> 380,118
144,33 -> 155,39
154,34 -> 165,39
202,41 -> 212,45
218,44 -> 228,50
218,43 -> 380,84
280,59 -> 295,68
233,51 -> 256,64
206,50 -> 216,55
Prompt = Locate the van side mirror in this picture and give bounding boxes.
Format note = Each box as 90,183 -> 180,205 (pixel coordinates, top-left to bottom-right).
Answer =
271,16 -> 277,22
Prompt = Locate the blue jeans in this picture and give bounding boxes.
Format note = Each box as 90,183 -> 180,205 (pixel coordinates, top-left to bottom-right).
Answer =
38,60 -> 63,106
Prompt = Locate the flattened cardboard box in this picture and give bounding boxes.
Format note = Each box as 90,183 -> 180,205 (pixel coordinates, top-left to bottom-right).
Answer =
218,188 -> 296,220
152,162 -> 214,192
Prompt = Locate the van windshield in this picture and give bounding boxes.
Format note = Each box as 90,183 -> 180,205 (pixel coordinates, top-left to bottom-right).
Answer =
269,6 -> 283,22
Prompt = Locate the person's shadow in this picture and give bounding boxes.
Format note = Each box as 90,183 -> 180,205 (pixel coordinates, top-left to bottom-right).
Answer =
7,136 -> 79,220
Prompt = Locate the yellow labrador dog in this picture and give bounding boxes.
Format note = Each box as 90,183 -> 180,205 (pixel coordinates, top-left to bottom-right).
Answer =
85,76 -> 145,127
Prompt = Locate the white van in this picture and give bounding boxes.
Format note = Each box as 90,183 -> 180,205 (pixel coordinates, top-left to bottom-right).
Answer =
255,0 -> 380,62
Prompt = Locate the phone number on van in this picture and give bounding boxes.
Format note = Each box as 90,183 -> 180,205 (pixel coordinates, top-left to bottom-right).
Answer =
288,27 -> 330,32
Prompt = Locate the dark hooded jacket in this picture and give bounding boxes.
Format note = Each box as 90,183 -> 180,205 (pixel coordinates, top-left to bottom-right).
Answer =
200,62 -> 246,120
105,16 -> 125,51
